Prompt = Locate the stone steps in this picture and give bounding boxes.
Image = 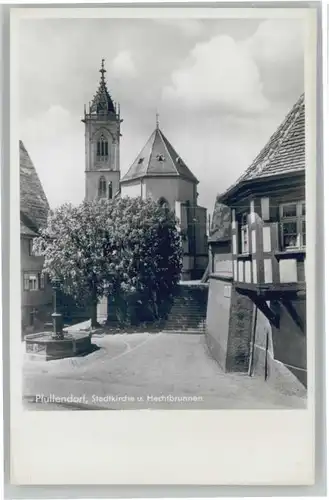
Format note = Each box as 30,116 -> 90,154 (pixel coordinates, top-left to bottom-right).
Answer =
97,282 -> 209,334
162,283 -> 208,334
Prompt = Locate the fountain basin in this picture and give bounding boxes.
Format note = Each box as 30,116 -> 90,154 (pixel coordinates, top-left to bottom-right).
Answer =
25,331 -> 92,361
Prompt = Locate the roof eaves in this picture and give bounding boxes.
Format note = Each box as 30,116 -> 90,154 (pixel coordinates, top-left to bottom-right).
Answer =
20,211 -> 40,236
224,94 -> 305,196
217,169 -> 305,205
21,223 -> 38,237
120,175 -> 144,184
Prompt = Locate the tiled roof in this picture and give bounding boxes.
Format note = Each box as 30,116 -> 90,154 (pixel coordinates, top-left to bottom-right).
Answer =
20,141 -> 49,234
121,127 -> 198,183
220,94 -> 305,201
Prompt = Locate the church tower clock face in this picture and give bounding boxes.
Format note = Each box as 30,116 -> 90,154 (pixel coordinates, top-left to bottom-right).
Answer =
82,59 -> 121,201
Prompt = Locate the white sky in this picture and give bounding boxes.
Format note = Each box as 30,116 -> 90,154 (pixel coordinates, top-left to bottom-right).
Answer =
19,17 -> 304,215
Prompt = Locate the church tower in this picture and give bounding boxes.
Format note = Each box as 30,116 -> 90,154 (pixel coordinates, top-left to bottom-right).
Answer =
82,59 -> 121,201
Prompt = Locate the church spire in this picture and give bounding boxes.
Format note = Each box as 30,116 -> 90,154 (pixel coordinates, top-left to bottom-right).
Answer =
89,58 -> 116,115
100,58 -> 106,87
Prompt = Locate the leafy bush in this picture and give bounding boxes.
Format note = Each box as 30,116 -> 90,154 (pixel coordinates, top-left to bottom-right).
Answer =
34,197 -> 182,326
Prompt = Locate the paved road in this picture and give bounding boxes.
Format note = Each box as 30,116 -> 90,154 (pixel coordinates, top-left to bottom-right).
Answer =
23,332 -> 306,410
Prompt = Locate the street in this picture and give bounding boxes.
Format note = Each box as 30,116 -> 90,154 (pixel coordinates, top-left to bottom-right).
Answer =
23,332 -> 306,410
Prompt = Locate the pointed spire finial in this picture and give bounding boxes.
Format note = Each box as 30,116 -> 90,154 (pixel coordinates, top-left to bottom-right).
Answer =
156,112 -> 159,130
100,58 -> 106,84
89,58 -> 116,115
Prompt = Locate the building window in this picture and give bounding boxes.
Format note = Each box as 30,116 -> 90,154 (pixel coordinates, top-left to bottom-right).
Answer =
239,213 -> 249,254
108,181 -> 113,200
23,273 -> 38,291
29,308 -> 37,327
98,176 -> 107,198
39,273 -> 45,290
28,239 -> 35,256
23,273 -> 30,291
280,201 -> 306,250
96,135 -> 109,159
23,272 -> 45,291
30,275 -> 38,291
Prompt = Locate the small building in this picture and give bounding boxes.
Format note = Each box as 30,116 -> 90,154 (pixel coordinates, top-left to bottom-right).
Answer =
206,94 -> 306,395
20,141 -> 52,333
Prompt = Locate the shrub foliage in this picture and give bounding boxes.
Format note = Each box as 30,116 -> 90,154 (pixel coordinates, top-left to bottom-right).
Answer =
34,197 -> 183,326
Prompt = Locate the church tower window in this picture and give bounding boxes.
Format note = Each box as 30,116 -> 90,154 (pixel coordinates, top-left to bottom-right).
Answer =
98,176 -> 107,198
108,181 -> 113,200
97,135 -> 109,159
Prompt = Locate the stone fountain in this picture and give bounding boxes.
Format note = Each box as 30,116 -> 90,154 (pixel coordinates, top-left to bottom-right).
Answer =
25,279 -> 92,361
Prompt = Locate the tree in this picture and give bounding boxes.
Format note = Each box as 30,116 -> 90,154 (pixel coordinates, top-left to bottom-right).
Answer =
33,201 -> 116,327
106,196 -> 182,323
34,197 -> 182,328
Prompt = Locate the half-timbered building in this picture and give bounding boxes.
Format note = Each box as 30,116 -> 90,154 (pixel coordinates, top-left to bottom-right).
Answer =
206,94 -> 306,394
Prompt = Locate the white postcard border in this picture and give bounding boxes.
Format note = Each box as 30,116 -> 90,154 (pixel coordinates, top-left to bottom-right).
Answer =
9,5 -> 317,486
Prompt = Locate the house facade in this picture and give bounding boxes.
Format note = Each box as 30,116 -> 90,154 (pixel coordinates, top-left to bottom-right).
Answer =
206,94 -> 307,394
20,141 -> 52,333
83,60 -> 208,280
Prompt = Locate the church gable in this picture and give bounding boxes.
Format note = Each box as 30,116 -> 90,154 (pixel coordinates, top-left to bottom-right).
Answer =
160,131 -> 198,183
122,131 -> 155,181
121,126 -> 198,184
147,130 -> 177,176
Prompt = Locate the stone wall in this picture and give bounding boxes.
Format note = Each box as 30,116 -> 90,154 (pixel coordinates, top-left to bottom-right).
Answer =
206,278 -> 253,373
226,288 -> 254,372
205,276 -> 232,369
251,302 -> 307,395
206,273 -> 307,395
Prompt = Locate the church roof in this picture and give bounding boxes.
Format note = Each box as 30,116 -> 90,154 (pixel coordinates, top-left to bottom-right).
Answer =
219,93 -> 305,203
20,140 -> 49,235
90,59 -> 116,115
121,126 -> 198,184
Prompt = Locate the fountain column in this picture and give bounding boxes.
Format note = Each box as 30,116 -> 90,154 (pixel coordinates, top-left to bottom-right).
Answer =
51,278 -> 64,340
